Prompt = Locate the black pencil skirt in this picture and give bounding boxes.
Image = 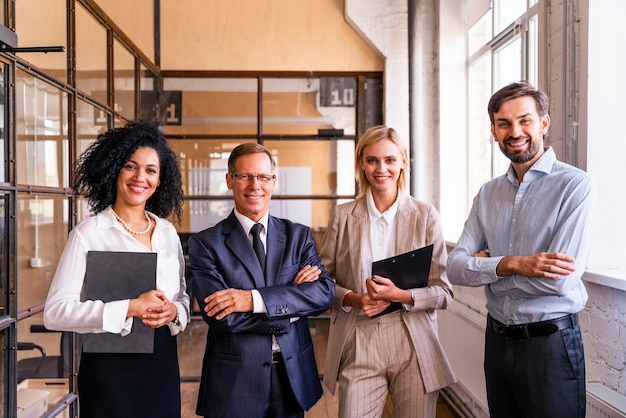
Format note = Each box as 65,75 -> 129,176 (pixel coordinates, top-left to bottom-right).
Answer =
78,326 -> 181,418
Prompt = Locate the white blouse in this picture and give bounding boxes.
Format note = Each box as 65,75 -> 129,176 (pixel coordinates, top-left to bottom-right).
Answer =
44,206 -> 190,336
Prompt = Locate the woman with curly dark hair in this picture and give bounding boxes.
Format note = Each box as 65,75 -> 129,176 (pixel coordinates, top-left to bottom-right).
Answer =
44,120 -> 190,418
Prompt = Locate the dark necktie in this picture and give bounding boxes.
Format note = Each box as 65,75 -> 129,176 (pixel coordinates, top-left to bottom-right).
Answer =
250,223 -> 265,273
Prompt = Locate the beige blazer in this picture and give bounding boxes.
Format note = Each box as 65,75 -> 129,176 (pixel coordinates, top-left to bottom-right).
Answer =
320,191 -> 457,394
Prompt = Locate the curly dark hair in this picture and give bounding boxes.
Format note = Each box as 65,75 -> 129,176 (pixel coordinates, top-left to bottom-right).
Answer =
74,120 -> 184,224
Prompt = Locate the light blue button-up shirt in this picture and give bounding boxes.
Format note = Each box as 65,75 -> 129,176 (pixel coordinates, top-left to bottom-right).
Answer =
447,147 -> 595,324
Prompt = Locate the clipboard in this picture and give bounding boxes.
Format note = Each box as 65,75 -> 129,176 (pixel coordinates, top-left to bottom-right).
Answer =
82,251 -> 157,353
371,244 -> 433,318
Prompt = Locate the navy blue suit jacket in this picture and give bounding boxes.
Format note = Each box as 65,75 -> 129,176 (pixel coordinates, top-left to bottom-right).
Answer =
189,211 -> 334,418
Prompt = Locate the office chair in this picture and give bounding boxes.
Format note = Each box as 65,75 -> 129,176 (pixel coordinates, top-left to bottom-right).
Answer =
17,325 -> 71,383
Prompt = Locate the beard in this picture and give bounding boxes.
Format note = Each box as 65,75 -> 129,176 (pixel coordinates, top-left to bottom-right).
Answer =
499,136 -> 542,164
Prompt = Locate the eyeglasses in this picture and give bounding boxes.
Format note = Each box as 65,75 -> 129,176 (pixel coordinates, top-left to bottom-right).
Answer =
229,173 -> 276,184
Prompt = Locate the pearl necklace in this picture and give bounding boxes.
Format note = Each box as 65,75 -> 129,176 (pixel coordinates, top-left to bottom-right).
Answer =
111,208 -> 153,235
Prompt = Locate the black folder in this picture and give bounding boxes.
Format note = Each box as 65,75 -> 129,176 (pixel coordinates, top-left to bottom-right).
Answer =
371,244 -> 434,318
82,251 -> 157,353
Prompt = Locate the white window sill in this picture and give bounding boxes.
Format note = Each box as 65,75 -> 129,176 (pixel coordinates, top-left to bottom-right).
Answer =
583,270 -> 626,292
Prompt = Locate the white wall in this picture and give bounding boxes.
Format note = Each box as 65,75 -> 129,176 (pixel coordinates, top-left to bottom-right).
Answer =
438,0 -> 468,242
438,306 -> 489,418
585,0 -> 626,273
581,281 -> 626,393
344,0 -> 410,145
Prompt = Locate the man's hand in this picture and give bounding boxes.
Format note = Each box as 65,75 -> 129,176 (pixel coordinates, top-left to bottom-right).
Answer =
204,289 -> 253,320
293,265 -> 321,284
497,252 -> 575,279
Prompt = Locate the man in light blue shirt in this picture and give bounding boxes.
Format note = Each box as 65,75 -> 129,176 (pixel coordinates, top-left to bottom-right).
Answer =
447,81 -> 594,418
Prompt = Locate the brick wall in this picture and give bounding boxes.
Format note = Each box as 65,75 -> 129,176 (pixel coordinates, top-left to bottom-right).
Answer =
581,282 -> 626,395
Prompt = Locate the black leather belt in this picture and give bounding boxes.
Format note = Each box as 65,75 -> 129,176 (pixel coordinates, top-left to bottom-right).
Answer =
271,351 -> 283,364
488,314 -> 577,339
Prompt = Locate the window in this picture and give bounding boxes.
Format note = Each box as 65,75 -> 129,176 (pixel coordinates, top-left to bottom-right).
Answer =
465,2 -> 539,207
162,75 -> 379,235
3,2 -> 160,415
15,72 -> 69,187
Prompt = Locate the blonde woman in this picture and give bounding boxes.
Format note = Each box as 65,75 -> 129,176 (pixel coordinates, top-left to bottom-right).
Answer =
320,125 -> 456,418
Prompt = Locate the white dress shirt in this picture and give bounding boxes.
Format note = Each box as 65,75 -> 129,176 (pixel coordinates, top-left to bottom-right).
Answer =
44,206 -> 190,336
233,209 -> 270,314
232,209 -> 299,352
361,187 -> 399,291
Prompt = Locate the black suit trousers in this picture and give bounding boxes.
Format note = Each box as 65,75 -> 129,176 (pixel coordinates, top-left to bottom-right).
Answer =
484,320 -> 586,418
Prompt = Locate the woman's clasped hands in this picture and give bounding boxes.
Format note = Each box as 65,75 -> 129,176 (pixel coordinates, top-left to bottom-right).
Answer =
128,289 -> 177,328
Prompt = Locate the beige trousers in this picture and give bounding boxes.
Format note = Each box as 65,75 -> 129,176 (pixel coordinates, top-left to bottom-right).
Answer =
337,311 -> 437,418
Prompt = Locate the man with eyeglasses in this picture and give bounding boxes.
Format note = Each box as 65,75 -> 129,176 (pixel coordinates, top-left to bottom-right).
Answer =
188,142 -> 335,418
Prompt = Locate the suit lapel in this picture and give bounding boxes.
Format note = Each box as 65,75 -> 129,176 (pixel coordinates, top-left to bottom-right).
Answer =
395,192 -> 417,254
223,212 -> 266,289
265,216 -> 286,286
348,200 -> 367,291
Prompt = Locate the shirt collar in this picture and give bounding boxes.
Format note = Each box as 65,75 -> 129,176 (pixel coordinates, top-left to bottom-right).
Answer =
366,187 -> 399,223
530,146 -> 556,174
234,208 -> 269,235
100,206 -> 118,229
506,146 -> 555,184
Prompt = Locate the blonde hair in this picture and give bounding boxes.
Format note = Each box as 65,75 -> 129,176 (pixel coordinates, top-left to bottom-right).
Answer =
354,125 -> 408,199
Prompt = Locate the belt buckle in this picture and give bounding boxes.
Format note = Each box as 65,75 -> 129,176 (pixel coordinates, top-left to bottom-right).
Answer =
271,352 -> 282,364
495,323 -> 510,338
498,323 -> 529,339
513,325 -> 530,339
